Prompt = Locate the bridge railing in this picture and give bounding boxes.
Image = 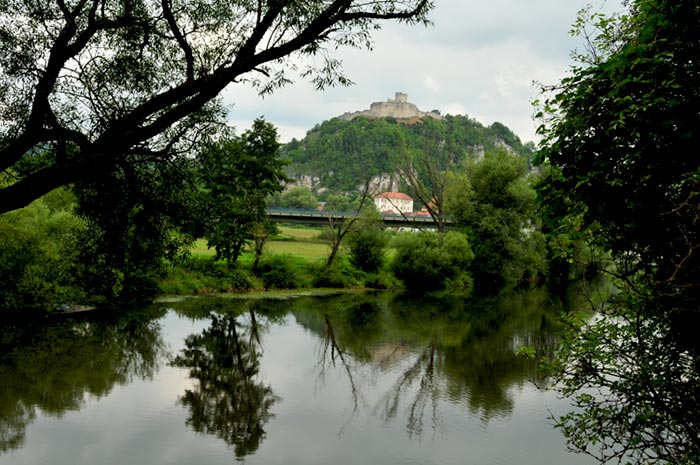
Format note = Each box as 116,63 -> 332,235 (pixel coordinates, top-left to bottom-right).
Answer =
266,208 -> 451,225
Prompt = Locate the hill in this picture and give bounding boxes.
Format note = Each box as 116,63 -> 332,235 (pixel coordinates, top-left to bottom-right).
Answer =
281,105 -> 534,195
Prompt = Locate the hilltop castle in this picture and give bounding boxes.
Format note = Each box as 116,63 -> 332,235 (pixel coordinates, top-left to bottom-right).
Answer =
339,92 -> 443,121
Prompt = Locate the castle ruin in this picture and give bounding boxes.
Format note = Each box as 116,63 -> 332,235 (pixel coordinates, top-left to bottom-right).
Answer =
340,92 -> 443,121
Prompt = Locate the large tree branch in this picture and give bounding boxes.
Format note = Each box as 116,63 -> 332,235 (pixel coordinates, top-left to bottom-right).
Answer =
0,164 -> 76,212
339,0 -> 431,22
0,1 -> 140,173
161,0 -> 195,81
1,0 -> 432,214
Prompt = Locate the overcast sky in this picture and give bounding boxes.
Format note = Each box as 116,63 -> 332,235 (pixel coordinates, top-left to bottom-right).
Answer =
222,0 -> 624,145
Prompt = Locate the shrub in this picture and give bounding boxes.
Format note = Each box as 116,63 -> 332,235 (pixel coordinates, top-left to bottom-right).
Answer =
256,254 -> 307,289
347,227 -> 388,273
310,258 -> 360,288
0,193 -> 88,311
315,226 -> 335,242
159,257 -> 253,294
391,231 -> 474,293
363,270 -> 399,290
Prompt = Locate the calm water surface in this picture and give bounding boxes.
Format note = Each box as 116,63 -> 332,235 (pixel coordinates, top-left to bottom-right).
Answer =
0,291 -> 593,465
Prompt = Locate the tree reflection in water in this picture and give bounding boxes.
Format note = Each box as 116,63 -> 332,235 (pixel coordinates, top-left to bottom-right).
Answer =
171,311 -> 279,460
316,313 -> 363,425
0,307 -> 167,453
294,289 -> 561,438
379,341 -> 442,438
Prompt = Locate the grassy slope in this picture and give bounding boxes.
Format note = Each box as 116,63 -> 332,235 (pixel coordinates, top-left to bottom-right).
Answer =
190,226 -> 329,262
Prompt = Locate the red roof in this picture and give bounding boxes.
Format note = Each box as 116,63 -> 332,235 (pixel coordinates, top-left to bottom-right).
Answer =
375,192 -> 412,201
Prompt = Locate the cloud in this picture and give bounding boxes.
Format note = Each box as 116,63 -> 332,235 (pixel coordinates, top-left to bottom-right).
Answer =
222,0 -> 624,144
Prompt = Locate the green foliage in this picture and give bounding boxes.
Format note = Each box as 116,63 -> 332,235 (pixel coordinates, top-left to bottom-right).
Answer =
391,231 -> 474,293
0,1 -> 432,213
550,289 -> 700,465
159,257 -> 253,294
362,270 -> 399,290
256,255 -> 309,290
0,189 -> 88,311
283,117 -> 402,191
536,2 -> 700,463
347,226 -> 388,274
447,150 -> 546,291
310,258 -> 360,289
73,154 -> 194,305
282,114 -> 533,195
535,0 -> 700,295
269,186 -> 319,209
323,193 -> 358,212
315,226 -> 336,242
197,118 -> 288,264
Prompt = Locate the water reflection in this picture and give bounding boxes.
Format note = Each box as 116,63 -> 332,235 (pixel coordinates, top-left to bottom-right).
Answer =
0,291 -> 584,465
293,289 -> 561,436
170,310 -> 280,460
0,307 -> 168,453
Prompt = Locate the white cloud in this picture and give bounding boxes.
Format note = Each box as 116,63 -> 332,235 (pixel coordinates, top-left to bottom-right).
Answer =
222,0 -> 625,144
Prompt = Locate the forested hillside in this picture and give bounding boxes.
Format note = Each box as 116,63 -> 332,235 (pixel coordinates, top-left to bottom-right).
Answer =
281,114 -> 535,194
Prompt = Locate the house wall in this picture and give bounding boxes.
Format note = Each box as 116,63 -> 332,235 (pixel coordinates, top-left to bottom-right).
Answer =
374,196 -> 413,214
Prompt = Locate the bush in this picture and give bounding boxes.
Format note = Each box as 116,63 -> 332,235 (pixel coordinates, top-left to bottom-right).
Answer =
0,192 -> 88,311
310,258 -> 360,289
315,226 -> 335,242
256,254 -> 307,289
363,270 -> 399,290
391,231 -> 474,293
158,256 -> 253,294
347,227 -> 387,273
312,266 -> 349,288
158,257 -> 253,294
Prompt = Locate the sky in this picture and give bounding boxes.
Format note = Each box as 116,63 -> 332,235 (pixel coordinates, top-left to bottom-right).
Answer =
222,0 -> 624,145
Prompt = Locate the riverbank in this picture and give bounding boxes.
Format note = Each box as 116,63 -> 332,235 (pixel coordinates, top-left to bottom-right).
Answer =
158,225 -> 398,295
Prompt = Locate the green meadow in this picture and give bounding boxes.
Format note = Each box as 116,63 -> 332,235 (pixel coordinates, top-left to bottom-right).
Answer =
189,225 -> 330,262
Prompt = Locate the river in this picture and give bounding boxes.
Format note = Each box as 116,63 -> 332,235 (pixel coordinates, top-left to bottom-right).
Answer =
0,290 -> 594,465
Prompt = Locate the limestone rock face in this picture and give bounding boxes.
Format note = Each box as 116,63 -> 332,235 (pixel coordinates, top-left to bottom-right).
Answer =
340,92 -> 442,121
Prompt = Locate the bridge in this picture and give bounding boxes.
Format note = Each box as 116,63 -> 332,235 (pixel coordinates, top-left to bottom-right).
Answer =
266,208 -> 452,228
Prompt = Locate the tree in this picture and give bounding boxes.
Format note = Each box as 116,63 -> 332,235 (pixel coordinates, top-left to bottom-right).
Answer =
391,231 -> 473,293
250,221 -> 278,274
275,186 -> 319,209
347,219 -> 388,273
0,0 -> 432,214
550,290 -> 700,465
323,193 -> 358,213
395,119 -> 453,233
323,181 -> 377,267
282,114 -> 533,197
72,149 -> 195,303
326,177 -> 379,267
535,0 -> 700,297
197,118 -> 287,264
447,149 -> 545,291
535,2 -> 700,463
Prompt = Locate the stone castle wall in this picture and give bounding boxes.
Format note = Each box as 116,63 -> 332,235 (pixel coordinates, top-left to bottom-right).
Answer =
340,92 -> 442,121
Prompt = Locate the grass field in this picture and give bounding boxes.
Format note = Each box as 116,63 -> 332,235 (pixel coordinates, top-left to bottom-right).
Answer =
189,226 -> 329,262
265,240 -> 329,261
190,238 -> 214,257
275,225 -> 323,241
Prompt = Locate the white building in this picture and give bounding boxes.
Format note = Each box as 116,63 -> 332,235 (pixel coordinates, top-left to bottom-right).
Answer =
374,192 -> 413,214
